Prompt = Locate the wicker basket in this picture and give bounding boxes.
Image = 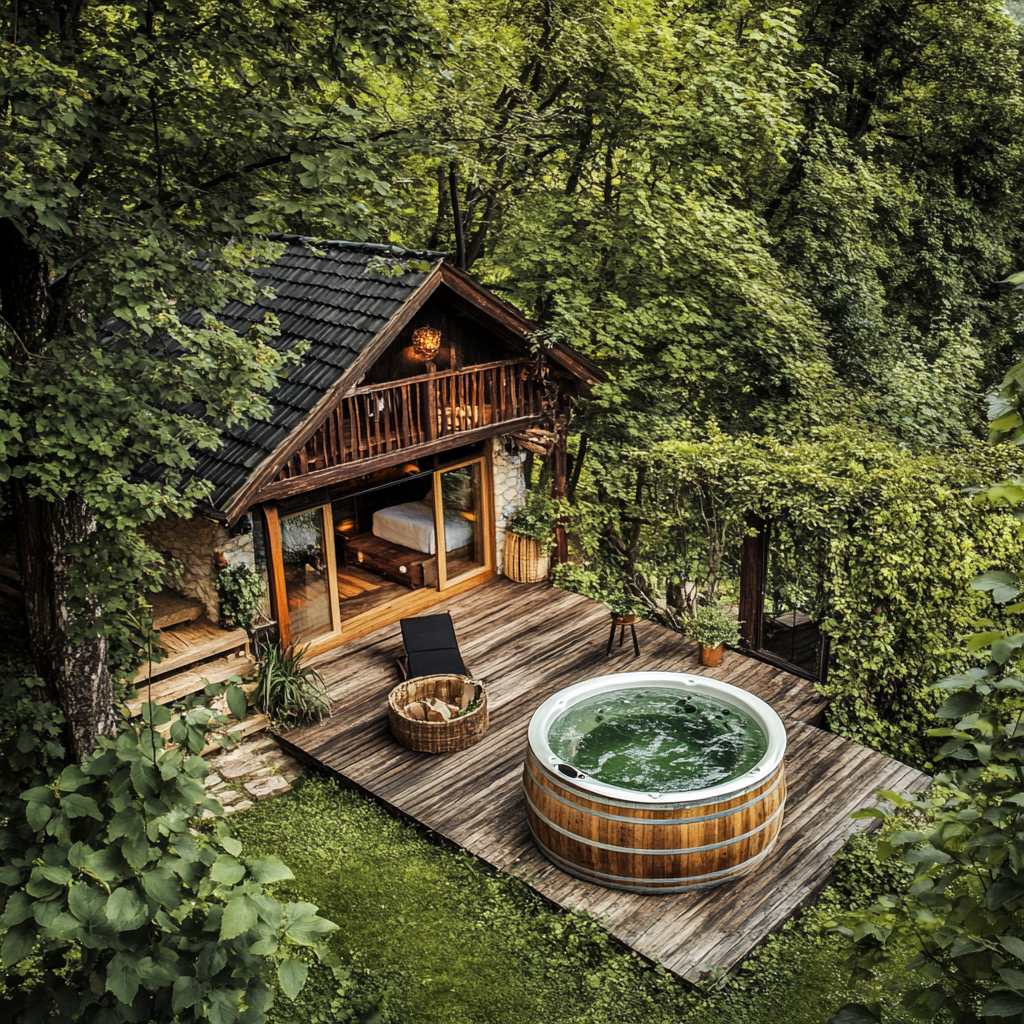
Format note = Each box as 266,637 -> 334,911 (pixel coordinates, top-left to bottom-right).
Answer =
388,675 -> 489,754
503,532 -> 550,584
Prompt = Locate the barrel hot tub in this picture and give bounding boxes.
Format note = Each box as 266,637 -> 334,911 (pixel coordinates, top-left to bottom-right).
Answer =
523,672 -> 787,893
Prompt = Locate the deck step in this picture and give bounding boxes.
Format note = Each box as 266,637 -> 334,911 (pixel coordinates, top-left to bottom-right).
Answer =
128,652 -> 257,715
149,587 -> 206,631
202,711 -> 271,756
134,617 -> 250,683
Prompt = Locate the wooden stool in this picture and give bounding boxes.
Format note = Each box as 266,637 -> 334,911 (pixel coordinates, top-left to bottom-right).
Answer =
607,614 -> 640,658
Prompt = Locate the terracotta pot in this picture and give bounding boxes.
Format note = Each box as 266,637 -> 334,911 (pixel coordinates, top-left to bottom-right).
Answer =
699,644 -> 724,668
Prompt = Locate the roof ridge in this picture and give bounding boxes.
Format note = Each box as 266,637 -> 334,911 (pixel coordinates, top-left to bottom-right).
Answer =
268,232 -> 446,260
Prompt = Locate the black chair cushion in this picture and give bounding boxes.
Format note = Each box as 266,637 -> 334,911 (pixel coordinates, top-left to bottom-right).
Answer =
407,647 -> 468,678
400,613 -> 460,653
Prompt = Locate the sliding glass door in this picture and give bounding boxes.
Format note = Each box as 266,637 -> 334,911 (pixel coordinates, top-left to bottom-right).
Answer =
279,505 -> 339,643
435,458 -> 489,588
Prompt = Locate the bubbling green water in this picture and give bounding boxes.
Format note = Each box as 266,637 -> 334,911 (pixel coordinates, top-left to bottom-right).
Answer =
546,687 -> 768,793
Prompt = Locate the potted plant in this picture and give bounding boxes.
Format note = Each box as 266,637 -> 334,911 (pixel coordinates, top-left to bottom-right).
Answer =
682,607 -> 741,667
216,563 -> 267,633
504,492 -> 560,583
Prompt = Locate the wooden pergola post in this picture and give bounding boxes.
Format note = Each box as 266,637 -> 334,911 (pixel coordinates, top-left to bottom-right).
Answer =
738,513 -> 768,650
551,422 -> 569,566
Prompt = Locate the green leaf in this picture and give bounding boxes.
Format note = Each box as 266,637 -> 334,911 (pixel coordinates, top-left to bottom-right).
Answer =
221,896 -> 258,940
1001,935 -> 1024,960
247,856 -> 294,884
936,691 -> 984,719
226,683 -> 248,723
278,959 -> 308,1001
983,993 -> 1024,1017
211,855 -> 246,886
106,886 -> 148,931
68,882 -> 108,925
62,792 -> 103,820
221,836 -> 243,857
1,922 -> 37,966
172,975 -> 203,1013
993,634 -> 1024,665
209,988 -> 241,1024
141,867 -> 180,908
105,950 -> 141,1005
26,800 -> 54,831
966,630 -> 1005,653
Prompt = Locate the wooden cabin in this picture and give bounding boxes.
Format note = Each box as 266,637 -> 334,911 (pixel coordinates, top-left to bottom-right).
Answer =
142,237 -> 599,661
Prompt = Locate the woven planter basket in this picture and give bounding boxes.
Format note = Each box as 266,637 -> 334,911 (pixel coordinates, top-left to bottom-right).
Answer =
388,675 -> 489,754
503,532 -> 550,584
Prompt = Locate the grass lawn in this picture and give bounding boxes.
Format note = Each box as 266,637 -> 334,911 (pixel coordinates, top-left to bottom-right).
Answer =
231,775 -> 919,1024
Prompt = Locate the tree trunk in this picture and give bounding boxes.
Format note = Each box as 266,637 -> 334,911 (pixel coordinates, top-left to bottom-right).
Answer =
14,483 -> 117,761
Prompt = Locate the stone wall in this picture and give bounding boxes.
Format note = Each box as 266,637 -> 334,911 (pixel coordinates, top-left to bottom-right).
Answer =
492,436 -> 528,574
141,513 -> 255,621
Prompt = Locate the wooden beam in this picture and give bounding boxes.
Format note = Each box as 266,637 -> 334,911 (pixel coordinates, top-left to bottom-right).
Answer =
222,262 -> 446,524
250,416 -> 543,504
261,504 -> 291,646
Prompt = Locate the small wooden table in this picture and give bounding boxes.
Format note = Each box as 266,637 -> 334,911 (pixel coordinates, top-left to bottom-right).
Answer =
607,613 -> 640,658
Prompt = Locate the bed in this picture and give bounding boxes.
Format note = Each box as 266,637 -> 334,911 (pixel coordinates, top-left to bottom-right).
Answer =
372,499 -> 475,555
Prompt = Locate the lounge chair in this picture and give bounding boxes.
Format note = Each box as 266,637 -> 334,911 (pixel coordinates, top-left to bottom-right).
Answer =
398,613 -> 469,678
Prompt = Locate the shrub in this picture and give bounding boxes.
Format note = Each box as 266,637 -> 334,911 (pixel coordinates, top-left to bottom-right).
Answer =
681,606 -> 741,649
255,644 -> 331,724
0,700 -> 338,1023
506,492 -> 564,553
217,563 -> 267,632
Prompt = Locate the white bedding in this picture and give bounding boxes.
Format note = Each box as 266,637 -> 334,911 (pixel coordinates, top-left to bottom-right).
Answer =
372,500 -> 474,555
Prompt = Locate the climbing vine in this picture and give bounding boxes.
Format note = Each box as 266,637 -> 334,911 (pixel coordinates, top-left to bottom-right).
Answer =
562,427 -> 1024,766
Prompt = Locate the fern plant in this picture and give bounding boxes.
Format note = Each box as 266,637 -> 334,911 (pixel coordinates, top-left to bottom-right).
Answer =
254,643 -> 331,724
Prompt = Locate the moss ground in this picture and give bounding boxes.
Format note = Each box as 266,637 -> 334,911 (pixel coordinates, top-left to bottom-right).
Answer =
231,775 -> 916,1024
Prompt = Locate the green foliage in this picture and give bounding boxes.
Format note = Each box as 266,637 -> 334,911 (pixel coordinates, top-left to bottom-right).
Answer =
254,645 -> 331,725
0,0 -> 435,691
681,607 -> 741,650
0,704 -> 338,1023
0,673 -> 66,860
505,491 -> 563,551
217,564 -> 268,633
562,427 -> 1023,766
828,628 -> 1024,1023
550,562 -> 645,617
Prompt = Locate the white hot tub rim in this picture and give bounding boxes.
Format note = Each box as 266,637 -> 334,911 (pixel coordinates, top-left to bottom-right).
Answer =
527,671 -> 788,805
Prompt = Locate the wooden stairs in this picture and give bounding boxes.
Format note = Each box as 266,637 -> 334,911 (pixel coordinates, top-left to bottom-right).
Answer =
128,590 -> 269,752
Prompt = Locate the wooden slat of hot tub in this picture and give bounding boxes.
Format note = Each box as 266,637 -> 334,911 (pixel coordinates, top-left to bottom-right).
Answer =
279,578 -> 928,982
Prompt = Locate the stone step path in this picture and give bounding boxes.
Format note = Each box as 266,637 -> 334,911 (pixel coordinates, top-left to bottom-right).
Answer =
203,733 -> 304,816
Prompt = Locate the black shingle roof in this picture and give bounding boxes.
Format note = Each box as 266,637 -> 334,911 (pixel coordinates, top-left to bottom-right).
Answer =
139,236 -> 443,513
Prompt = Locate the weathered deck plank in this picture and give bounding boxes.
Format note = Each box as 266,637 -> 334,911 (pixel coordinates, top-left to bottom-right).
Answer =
279,578 -> 929,981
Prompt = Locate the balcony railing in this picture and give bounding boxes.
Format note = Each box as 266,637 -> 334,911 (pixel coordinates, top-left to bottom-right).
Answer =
276,359 -> 543,480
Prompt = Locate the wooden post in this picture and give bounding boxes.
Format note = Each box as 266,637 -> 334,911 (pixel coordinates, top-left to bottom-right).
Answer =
738,513 -> 768,650
261,504 -> 291,646
551,422 -> 569,566
425,363 -> 438,441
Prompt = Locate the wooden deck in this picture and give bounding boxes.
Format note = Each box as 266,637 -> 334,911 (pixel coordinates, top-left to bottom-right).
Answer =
279,579 -> 929,982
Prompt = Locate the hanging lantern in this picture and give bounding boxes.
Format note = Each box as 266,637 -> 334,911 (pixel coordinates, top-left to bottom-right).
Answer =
411,325 -> 442,359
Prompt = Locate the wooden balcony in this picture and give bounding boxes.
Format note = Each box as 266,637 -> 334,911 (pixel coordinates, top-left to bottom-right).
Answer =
274,359 -> 544,488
